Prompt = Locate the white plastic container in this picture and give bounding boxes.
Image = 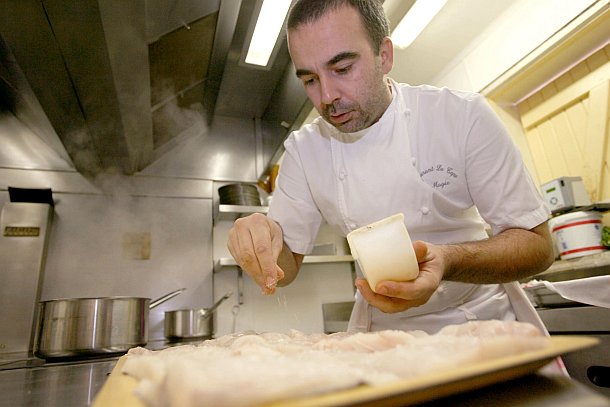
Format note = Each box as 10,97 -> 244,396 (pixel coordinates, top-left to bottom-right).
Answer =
549,211 -> 606,260
346,213 -> 419,293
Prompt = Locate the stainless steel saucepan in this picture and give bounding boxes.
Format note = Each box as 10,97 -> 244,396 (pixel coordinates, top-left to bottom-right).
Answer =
34,288 -> 185,359
164,291 -> 232,340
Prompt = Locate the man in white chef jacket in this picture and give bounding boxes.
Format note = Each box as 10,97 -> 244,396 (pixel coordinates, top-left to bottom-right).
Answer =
228,0 -> 555,335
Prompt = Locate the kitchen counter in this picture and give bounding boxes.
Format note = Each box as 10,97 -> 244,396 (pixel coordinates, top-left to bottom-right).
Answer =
0,357 -> 118,407
0,357 -> 609,407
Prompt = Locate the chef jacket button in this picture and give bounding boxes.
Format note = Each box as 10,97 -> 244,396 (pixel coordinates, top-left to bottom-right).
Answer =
349,223 -> 357,229
338,170 -> 347,180
411,157 -> 417,166
421,206 -> 430,215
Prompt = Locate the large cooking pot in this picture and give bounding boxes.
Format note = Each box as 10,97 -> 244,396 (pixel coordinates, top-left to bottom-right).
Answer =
164,291 -> 232,340
33,288 -> 185,359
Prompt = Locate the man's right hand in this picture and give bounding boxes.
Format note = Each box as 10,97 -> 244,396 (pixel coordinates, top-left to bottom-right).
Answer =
227,213 -> 285,294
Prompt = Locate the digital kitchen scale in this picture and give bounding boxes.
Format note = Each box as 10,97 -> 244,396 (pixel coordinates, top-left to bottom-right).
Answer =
541,176 -> 591,213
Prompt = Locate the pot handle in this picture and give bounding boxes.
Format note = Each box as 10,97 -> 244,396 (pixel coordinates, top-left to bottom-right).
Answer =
200,291 -> 233,318
150,288 -> 186,309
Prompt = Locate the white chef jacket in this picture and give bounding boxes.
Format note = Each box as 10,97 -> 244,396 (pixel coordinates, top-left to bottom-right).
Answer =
268,78 -> 551,335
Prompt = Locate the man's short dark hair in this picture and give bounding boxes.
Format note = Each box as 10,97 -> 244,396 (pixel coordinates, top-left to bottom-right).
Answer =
287,0 -> 390,55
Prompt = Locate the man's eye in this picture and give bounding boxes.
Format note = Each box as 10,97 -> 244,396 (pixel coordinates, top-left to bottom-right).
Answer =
303,78 -> 316,86
336,65 -> 351,74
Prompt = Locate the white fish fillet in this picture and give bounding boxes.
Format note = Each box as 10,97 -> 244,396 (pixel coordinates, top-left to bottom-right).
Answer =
121,320 -> 549,407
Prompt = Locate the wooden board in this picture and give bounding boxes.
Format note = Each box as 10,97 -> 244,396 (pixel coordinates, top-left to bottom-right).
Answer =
93,336 -> 599,407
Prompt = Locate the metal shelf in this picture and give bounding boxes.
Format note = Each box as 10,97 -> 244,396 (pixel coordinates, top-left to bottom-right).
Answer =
214,204 -> 268,223
550,202 -> 610,216
214,255 -> 354,273
218,204 -> 268,214
528,250 -> 610,283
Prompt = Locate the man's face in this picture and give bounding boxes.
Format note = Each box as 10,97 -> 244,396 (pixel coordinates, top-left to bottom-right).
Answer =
288,5 -> 393,133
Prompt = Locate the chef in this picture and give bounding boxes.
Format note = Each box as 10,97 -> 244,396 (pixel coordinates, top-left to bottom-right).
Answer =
228,0 -> 555,335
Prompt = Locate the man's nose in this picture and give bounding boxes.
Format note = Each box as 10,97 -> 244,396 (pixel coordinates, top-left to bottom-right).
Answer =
319,77 -> 339,105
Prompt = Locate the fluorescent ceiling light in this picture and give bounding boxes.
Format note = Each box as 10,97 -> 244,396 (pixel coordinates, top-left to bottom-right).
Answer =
391,0 -> 448,49
245,0 -> 292,67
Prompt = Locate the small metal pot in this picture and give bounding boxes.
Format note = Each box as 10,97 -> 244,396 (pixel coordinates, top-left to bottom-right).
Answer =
164,291 -> 232,340
33,288 -> 185,359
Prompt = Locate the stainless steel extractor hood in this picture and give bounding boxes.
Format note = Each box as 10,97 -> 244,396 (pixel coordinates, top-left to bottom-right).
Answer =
0,0 -> 310,178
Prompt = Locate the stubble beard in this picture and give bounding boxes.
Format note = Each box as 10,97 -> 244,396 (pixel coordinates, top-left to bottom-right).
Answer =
322,63 -> 390,133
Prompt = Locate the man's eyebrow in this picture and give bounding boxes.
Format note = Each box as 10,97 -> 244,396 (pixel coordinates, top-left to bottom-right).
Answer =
295,51 -> 360,78
296,68 -> 313,78
326,51 -> 359,67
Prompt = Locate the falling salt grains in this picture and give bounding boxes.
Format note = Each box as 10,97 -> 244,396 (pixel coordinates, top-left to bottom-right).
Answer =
276,292 -> 289,310
274,292 -> 299,324
291,311 -> 300,325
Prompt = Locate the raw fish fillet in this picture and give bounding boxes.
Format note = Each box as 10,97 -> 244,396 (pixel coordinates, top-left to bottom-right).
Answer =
121,320 -> 549,407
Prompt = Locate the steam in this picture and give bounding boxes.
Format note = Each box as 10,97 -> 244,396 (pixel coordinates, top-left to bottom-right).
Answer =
151,87 -> 209,159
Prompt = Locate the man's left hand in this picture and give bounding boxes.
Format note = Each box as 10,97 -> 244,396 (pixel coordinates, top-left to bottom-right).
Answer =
355,241 -> 445,313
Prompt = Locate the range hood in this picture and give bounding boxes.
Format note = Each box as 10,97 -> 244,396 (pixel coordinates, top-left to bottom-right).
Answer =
0,0 -> 310,178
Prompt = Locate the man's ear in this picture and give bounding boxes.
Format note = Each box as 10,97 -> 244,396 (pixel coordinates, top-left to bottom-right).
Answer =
380,36 -> 394,74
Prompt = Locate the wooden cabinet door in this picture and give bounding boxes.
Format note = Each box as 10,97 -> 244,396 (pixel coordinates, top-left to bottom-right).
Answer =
518,43 -> 610,201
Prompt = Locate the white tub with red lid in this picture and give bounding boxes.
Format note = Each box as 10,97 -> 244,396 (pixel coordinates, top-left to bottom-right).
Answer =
549,211 -> 606,260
